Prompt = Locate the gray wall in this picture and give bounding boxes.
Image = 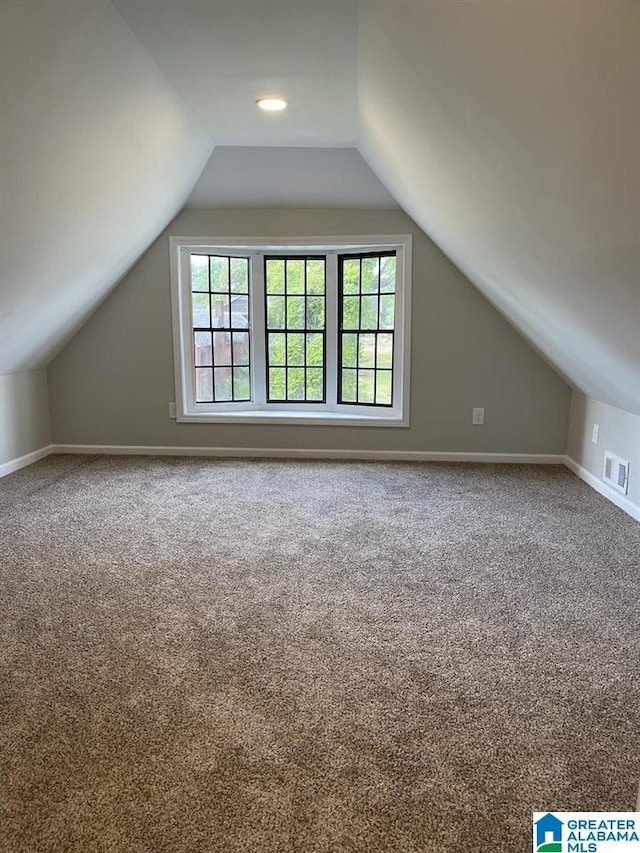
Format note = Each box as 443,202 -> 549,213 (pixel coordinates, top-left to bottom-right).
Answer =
0,371 -> 51,466
567,391 -> 640,512
48,208 -> 570,454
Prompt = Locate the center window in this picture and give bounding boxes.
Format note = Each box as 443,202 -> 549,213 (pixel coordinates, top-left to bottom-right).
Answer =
265,256 -> 327,403
170,237 -> 411,426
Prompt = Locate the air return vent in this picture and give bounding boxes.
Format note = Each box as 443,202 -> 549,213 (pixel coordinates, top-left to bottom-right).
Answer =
603,451 -> 629,495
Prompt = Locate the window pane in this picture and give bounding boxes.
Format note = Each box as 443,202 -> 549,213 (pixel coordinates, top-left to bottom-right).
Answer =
186,248 -> 400,414
195,368 -> 213,402
287,368 -> 305,400
287,333 -> 305,366
286,260 -> 305,294
267,296 -> 285,329
306,259 -> 325,294
377,334 -> 393,369
232,331 -> 250,366
341,369 -> 357,402
210,256 -> 228,292
305,296 -> 324,330
230,294 -> 249,328
342,259 -> 360,295
360,296 -> 379,330
265,256 -> 326,403
194,331 -> 211,366
190,253 -> 254,405
233,367 -> 251,401
230,257 -> 248,293
306,368 -> 323,401
358,334 -> 376,369
268,333 -> 286,366
342,296 -> 360,329
192,293 -> 210,328
337,252 -> 399,408
306,333 -> 323,367
380,294 -> 395,330
212,332 -> 232,366
361,257 -> 379,293
191,255 -> 209,291
266,259 -> 285,294
269,367 -> 286,401
380,256 -> 396,293
376,371 -> 392,406
214,367 -> 233,402
286,297 -> 305,329
211,295 -> 229,328
358,369 -> 375,404
341,333 -> 357,368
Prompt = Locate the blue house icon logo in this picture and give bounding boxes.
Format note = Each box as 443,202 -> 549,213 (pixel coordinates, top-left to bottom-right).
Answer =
535,813 -> 563,852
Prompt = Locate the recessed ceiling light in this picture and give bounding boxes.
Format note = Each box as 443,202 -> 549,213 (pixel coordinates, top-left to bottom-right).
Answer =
256,97 -> 288,112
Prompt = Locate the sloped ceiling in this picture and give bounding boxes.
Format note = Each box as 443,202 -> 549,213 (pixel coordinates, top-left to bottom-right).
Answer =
111,0 -> 359,146
3,0 -> 638,417
358,0 -> 640,415
186,147 -> 398,208
0,0 -> 212,374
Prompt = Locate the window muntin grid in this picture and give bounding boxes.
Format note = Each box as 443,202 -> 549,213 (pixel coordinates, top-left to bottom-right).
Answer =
264,256 -> 326,403
338,252 -> 396,407
191,254 -> 251,403
176,238 -> 408,424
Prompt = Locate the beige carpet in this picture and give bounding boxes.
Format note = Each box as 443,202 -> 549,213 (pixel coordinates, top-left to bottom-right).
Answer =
1,455 -> 639,852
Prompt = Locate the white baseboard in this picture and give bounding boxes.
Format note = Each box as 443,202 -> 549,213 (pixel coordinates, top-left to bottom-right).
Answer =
0,444 -> 55,478
52,444 -> 564,465
5,445 -> 637,522
564,455 -> 640,522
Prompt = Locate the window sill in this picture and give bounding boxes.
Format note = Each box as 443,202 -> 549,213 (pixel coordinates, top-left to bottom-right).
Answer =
177,409 -> 409,428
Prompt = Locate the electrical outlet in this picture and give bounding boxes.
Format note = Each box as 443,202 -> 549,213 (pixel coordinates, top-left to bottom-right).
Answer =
168,401 -> 176,419
592,423 -> 599,444
472,407 -> 485,425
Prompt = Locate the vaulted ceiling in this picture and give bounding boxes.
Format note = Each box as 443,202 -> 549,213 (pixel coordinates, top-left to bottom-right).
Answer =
111,0 -> 359,147
0,0 -> 212,374
358,0 -> 640,415
1,0 -> 638,414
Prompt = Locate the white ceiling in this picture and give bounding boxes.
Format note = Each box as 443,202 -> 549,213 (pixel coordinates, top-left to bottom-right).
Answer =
0,0 -> 212,374
111,0 -> 359,146
3,0 -> 639,417
358,0 -> 640,414
186,147 -> 398,208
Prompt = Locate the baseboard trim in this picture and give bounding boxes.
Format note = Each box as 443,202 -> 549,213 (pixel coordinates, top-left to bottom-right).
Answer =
0,444 -> 55,479
564,455 -> 640,522
6,446 -> 636,521
51,444 -> 565,465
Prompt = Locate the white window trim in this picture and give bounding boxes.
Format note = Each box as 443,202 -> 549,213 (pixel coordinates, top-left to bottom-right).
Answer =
169,235 -> 412,427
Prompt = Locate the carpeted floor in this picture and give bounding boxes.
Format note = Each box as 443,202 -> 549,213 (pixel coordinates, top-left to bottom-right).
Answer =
1,455 -> 639,852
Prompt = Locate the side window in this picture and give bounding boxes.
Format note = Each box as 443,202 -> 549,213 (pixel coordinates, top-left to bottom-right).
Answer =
190,255 -> 251,402
338,253 -> 396,407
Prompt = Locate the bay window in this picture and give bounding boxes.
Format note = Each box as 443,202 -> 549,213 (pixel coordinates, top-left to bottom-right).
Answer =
170,236 -> 411,426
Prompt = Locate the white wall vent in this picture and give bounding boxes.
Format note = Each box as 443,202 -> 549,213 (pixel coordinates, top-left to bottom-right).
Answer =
603,451 -> 629,495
